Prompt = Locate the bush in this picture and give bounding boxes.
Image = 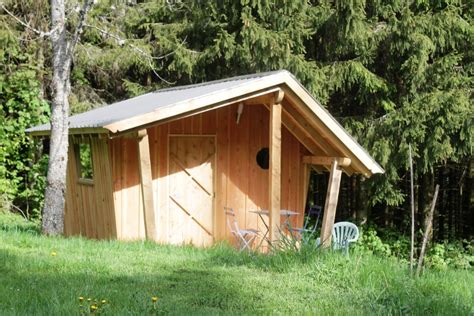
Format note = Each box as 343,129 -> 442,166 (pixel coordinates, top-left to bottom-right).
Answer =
0,27 -> 50,218
355,227 -> 473,270
425,241 -> 474,270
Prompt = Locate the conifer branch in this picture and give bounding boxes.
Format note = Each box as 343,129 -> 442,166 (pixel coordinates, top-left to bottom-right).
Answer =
83,22 -> 178,85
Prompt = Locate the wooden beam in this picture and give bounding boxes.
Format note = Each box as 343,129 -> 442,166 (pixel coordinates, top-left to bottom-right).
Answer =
302,156 -> 351,167
105,83 -> 284,133
269,91 -> 283,243
281,100 -> 340,157
281,108 -> 326,155
243,94 -> 274,105
302,163 -> 311,209
261,102 -> 325,156
320,159 -> 343,248
137,129 -> 157,240
282,86 -> 376,176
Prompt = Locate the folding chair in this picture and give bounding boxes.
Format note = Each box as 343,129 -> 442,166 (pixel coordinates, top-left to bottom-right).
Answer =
224,207 -> 259,251
289,205 -> 322,245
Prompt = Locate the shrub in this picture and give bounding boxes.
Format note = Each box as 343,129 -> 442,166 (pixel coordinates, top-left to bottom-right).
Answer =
355,226 -> 473,270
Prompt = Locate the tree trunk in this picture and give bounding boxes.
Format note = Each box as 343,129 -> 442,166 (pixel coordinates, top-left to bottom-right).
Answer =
41,0 -> 93,234
41,0 -> 71,235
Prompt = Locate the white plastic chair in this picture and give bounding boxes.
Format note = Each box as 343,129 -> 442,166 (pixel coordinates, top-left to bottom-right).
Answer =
315,221 -> 359,255
332,221 -> 359,255
224,207 -> 259,251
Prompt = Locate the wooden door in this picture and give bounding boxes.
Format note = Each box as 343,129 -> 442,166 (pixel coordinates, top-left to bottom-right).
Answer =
168,136 -> 216,246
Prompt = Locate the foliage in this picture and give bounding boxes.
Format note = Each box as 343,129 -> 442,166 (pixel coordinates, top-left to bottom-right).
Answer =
77,143 -> 93,179
355,226 -> 473,270
0,0 -> 472,240
71,0 -> 473,210
0,212 -> 473,315
0,22 -> 49,217
424,241 -> 474,270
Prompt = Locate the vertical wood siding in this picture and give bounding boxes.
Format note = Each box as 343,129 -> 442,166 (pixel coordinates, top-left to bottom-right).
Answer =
64,137 -> 116,239
67,103 -> 310,243
144,104 -> 308,242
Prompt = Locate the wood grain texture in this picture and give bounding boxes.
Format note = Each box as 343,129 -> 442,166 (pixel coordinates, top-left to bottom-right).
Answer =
168,136 -> 216,246
320,159 -> 343,247
138,129 -> 157,240
269,102 -> 282,242
69,102 -> 308,245
64,136 -> 115,239
303,156 -> 351,167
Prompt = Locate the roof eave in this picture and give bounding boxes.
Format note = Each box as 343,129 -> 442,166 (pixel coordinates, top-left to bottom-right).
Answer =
278,72 -> 385,177
27,127 -> 109,137
103,73 -> 288,134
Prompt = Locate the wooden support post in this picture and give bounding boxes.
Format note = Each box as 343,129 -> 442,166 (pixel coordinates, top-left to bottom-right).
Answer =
269,90 -> 283,243
137,129 -> 157,241
320,159 -> 343,247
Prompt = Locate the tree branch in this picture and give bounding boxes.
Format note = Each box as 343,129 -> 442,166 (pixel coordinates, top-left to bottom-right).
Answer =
66,0 -> 94,59
0,2 -> 55,38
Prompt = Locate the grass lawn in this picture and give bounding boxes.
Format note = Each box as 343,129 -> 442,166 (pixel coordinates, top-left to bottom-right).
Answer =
0,212 -> 472,315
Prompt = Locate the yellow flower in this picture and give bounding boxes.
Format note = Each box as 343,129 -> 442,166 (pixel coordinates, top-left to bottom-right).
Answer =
51,251 -> 57,256
79,296 -> 84,302
101,299 -> 107,304
90,305 -> 97,310
152,296 -> 158,303
87,298 -> 92,302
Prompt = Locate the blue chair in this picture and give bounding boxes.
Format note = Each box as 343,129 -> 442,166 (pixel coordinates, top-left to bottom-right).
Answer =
288,205 -> 322,245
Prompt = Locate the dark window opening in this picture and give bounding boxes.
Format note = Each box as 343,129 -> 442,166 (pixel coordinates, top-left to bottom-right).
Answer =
256,147 -> 269,170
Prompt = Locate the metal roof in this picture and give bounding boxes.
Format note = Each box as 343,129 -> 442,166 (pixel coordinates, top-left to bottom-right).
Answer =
26,70 -> 385,176
26,70 -> 286,133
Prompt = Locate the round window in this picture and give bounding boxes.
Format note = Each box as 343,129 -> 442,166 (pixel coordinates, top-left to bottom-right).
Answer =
256,147 -> 269,170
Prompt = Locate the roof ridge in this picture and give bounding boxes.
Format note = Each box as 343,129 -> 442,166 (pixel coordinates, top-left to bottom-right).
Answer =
151,69 -> 288,94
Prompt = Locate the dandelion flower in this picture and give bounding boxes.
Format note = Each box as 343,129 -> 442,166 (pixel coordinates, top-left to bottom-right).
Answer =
87,298 -> 92,302
79,296 -> 84,302
90,304 -> 97,311
51,251 -> 57,256
152,296 -> 158,303
101,299 -> 107,304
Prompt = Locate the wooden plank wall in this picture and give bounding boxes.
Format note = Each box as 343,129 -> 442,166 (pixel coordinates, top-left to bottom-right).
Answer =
109,103 -> 309,243
64,137 -> 116,239
109,137 -> 146,240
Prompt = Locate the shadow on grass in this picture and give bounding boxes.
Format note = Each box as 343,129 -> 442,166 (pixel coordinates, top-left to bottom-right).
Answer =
0,249 -> 263,315
0,239 -> 472,315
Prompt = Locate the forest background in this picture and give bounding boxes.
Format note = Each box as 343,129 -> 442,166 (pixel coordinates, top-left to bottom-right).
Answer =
0,0 -> 472,263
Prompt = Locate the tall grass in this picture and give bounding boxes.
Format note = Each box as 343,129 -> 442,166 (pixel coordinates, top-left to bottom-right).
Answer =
0,211 -> 472,315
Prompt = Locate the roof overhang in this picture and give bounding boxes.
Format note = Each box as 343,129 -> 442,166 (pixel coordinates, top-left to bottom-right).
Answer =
28,127 -> 109,137
27,70 -> 384,176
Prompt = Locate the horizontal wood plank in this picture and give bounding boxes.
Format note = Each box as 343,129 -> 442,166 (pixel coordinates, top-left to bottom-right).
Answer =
302,156 -> 351,167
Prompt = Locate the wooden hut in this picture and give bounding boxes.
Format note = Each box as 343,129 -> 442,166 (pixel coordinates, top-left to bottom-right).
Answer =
28,70 -> 384,247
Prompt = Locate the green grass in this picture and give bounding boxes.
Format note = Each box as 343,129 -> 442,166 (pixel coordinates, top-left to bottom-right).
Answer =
0,211 -> 472,315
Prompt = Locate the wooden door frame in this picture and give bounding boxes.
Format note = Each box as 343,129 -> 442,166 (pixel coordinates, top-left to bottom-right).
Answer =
166,134 -> 217,245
